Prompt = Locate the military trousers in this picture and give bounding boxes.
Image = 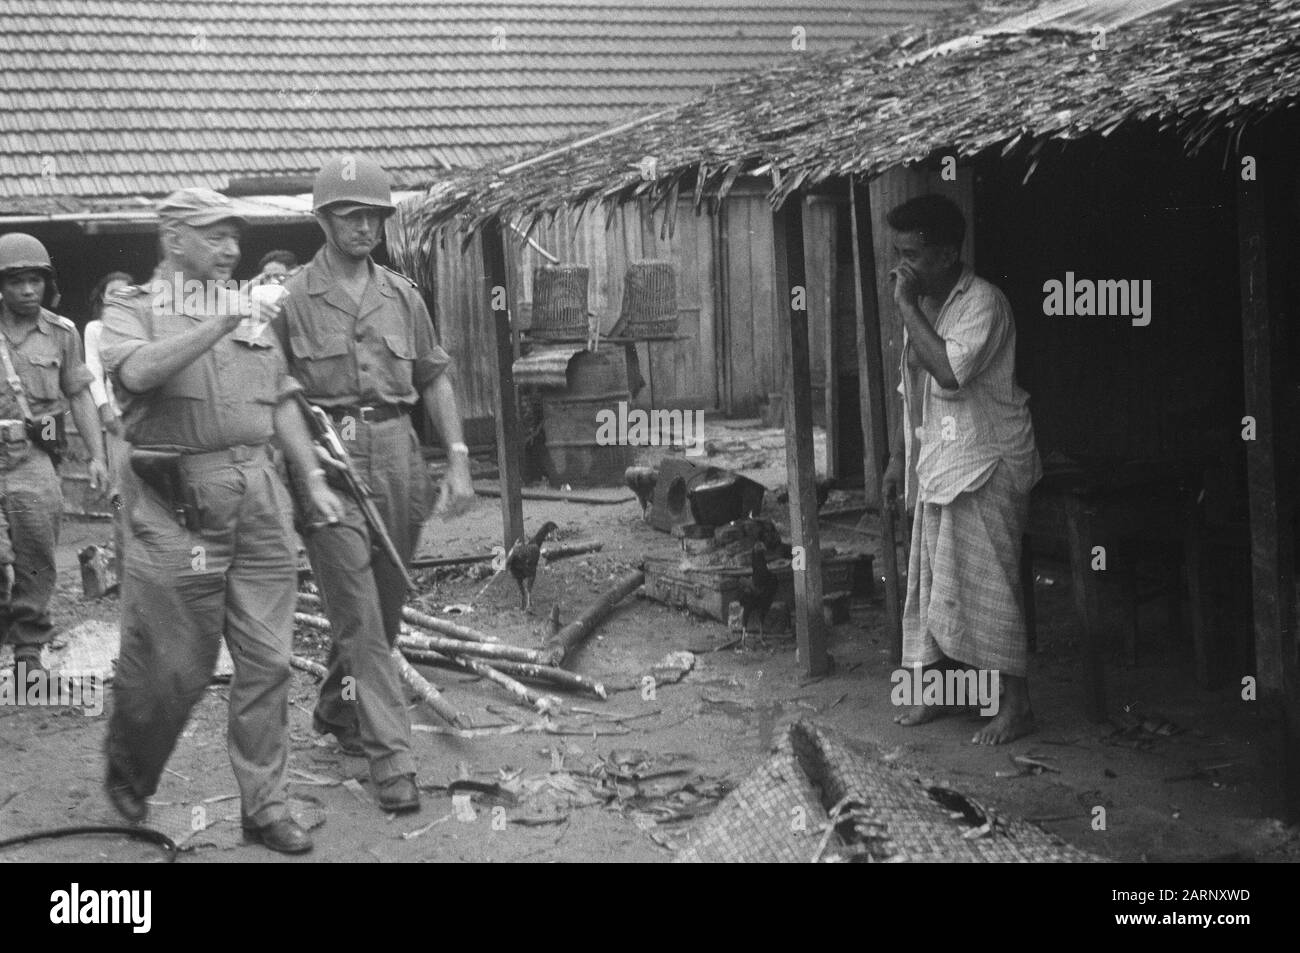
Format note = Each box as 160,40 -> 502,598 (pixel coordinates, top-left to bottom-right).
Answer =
304,414 -> 430,782
105,446 -> 298,826
0,440 -> 63,656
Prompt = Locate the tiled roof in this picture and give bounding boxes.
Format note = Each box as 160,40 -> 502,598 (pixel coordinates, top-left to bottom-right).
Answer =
0,0 -> 968,209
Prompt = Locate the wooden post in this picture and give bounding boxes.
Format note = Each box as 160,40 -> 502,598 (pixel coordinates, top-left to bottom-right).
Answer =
482,222 -> 525,552
773,196 -> 829,676
850,178 -> 902,664
1237,170 -> 1300,819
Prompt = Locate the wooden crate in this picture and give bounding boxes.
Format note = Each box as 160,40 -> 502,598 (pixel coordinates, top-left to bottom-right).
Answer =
644,553 -> 858,622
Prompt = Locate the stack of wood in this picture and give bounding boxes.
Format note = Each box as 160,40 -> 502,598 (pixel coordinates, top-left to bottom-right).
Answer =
291,566 -> 646,729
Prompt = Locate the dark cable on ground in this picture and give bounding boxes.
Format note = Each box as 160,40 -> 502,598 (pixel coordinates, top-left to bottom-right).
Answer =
0,824 -> 179,861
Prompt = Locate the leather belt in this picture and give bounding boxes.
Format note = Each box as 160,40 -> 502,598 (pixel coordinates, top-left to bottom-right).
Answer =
0,419 -> 27,443
180,444 -> 272,465
322,404 -> 408,424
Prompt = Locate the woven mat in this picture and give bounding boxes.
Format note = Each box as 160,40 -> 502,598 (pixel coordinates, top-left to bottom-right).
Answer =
676,720 -> 1101,863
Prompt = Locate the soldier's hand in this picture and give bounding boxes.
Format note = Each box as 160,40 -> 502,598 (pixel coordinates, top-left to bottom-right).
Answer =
87,457 -> 110,497
306,472 -> 344,525
435,457 -> 476,520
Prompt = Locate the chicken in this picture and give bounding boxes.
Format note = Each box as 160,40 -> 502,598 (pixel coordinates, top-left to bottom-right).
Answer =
624,466 -> 657,518
776,477 -> 835,510
505,521 -> 558,613
735,544 -> 779,648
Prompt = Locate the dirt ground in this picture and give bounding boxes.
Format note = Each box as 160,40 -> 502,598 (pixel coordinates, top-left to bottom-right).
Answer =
2,419 -> 1298,864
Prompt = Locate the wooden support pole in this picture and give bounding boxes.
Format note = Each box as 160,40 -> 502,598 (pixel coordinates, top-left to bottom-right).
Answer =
773,196 -> 829,676
482,222 -> 526,552
1237,170 -> 1300,820
850,178 -> 903,665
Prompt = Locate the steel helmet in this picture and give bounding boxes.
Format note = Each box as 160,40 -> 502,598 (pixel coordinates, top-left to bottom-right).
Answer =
312,155 -> 396,215
0,232 -> 59,308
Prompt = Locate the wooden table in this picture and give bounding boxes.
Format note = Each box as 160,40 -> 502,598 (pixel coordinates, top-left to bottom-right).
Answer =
1024,458 -> 1206,722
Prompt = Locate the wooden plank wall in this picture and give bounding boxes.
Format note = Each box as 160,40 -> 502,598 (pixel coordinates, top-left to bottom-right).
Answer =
802,195 -> 837,437
722,186 -> 781,418
447,199 -> 721,416
437,188 -> 838,422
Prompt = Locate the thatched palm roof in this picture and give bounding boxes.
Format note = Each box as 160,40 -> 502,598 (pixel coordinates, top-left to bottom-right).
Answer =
399,0 -> 1299,247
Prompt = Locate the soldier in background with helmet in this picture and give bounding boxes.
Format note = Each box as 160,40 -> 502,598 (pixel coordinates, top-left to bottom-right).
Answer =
0,233 -> 108,682
275,155 -> 475,814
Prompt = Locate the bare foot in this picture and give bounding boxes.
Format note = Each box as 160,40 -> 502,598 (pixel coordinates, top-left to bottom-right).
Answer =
971,706 -> 1036,745
894,704 -> 969,726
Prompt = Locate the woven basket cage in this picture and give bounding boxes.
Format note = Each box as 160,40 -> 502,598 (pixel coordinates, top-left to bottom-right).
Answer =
532,264 -> 589,338
619,259 -> 678,338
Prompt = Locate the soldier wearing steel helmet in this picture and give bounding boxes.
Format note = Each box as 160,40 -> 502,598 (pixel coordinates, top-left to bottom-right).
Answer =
0,233 -> 108,683
99,189 -> 344,853
274,156 -> 475,814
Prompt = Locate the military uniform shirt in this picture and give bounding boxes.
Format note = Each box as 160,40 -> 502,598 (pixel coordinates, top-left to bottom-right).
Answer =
99,282 -> 300,452
0,306 -> 94,420
274,247 -> 451,407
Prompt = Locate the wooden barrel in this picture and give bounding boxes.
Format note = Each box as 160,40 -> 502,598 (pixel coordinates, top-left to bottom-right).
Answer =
532,264 -> 589,339
541,391 -> 636,487
619,259 -> 678,338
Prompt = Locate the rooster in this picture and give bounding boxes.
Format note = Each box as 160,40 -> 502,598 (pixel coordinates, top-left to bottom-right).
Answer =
735,544 -> 779,648
776,477 -> 835,511
505,521 -> 558,613
624,466 -> 657,519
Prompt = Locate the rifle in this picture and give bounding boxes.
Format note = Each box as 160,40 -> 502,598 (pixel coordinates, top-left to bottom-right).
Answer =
294,392 -> 415,592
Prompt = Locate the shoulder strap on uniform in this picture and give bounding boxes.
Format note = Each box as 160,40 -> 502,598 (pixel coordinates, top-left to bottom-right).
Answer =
0,336 -> 35,422
380,265 -> 419,290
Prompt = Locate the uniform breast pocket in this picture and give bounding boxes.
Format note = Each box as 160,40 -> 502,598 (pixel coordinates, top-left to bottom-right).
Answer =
377,333 -> 415,393
24,353 -> 62,401
290,333 -> 351,391
243,350 -> 283,406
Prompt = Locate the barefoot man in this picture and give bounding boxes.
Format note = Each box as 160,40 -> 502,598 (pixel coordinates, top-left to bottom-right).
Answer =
880,195 -> 1041,745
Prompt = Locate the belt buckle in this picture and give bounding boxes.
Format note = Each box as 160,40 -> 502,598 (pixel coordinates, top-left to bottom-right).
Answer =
359,405 -> 377,423
0,420 -> 24,443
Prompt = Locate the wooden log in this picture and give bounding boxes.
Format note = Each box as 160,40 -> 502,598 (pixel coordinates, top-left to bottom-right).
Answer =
409,540 -> 603,569
488,660 -> 607,700
293,609 -> 467,727
297,590 -> 500,644
472,484 -> 634,505
397,629 -> 550,666
482,223 -> 526,552
400,606 -> 500,644
773,197 -> 829,677
850,179 -> 903,665
544,568 -> 645,666
390,648 -> 470,728
402,646 -> 606,699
